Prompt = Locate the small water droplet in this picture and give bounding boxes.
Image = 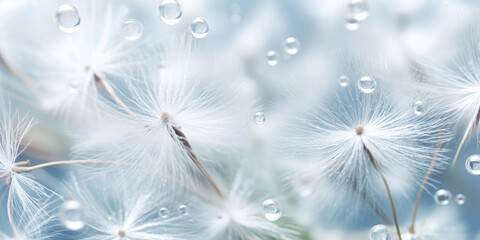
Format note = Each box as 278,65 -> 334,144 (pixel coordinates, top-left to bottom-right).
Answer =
59,200 -> 85,231
455,194 -> 466,205
69,82 -> 79,94
358,76 -> 376,93
465,154 -> 480,175
283,37 -> 301,55
348,0 -> 369,21
178,205 -> 189,216
254,112 -> 266,125
345,16 -> 360,31
266,51 -> 279,66
369,224 -> 391,240
190,18 -> 209,39
339,75 -> 349,87
55,4 -> 81,33
122,19 -> 143,41
159,207 -> 170,218
158,0 -> 182,25
434,189 -> 451,206
262,199 -> 281,221
413,100 -> 426,116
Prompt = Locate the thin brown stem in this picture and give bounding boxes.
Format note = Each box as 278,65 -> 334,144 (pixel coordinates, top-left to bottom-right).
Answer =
451,109 -> 478,168
11,159 -> 122,174
7,188 -> 21,239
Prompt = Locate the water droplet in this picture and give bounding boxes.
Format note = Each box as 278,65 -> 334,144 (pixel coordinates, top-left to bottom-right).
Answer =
262,199 -> 281,221
339,75 -> 349,87
178,205 -> 189,216
283,37 -> 301,55
455,194 -> 466,205
157,0 -> 182,25
434,189 -> 451,206
55,4 -> 81,33
345,16 -> 360,31
69,82 -> 79,94
254,112 -> 266,125
59,200 -> 85,231
190,18 -> 209,39
369,224 -> 391,240
159,207 -> 170,218
231,14 -> 242,24
358,76 -> 376,93
413,100 -> 426,116
348,0 -> 369,21
122,19 -> 143,41
266,51 -> 279,66
465,154 -> 480,175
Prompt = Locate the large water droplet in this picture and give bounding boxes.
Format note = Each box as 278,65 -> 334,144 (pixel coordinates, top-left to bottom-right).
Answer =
339,75 -> 349,87
178,205 -> 189,216
55,4 -> 81,33
190,18 -> 209,39
358,76 -> 376,93
283,37 -> 301,55
434,189 -> 451,206
254,112 -> 266,125
122,19 -> 143,41
455,194 -> 466,205
413,100 -> 426,116
465,154 -> 480,175
158,0 -> 182,25
345,17 -> 360,31
369,224 -> 391,240
262,199 -> 281,221
348,0 -> 369,21
266,51 -> 279,66
59,200 -> 85,231
159,207 -> 170,219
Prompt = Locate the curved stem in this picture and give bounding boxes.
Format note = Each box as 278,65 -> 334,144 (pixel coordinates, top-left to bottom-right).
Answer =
12,159 -> 121,174
7,188 -> 21,240
452,106 -> 480,168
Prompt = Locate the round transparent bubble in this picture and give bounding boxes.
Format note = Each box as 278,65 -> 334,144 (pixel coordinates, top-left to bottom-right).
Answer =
345,17 -> 360,31
178,205 -> 189,216
266,51 -> 279,66
465,154 -> 480,175
190,18 -> 209,39
348,0 -> 369,21
159,207 -> 170,218
434,189 -> 451,206
413,100 -> 426,116
369,224 -> 391,240
122,19 -> 143,41
358,76 -> 376,93
55,4 -> 81,33
339,75 -> 349,87
262,199 -> 282,221
254,112 -> 266,125
283,37 -> 301,55
59,200 -> 85,231
158,0 -> 182,25
455,194 -> 466,205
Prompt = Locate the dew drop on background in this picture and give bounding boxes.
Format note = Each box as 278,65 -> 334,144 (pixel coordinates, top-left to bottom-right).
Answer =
266,51 -> 279,66
345,17 -> 360,31
122,19 -> 143,41
283,37 -> 301,55
178,205 -> 189,216
465,154 -> 480,175
158,0 -> 182,25
455,194 -> 466,205
434,189 -> 451,205
358,76 -> 376,93
159,207 -> 170,218
413,100 -> 426,116
254,112 -> 266,125
262,199 -> 282,221
348,0 -> 369,21
369,224 -> 391,240
339,75 -> 349,87
55,4 -> 81,33
59,200 -> 85,231
190,18 -> 209,38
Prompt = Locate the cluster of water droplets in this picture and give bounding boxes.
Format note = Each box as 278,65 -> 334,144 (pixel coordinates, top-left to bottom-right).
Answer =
262,199 -> 282,221
345,0 -> 369,31
55,4 -> 81,33
337,75 -> 376,93
158,205 -> 190,219
369,224 -> 391,240
266,37 -> 301,66
434,189 -> 465,206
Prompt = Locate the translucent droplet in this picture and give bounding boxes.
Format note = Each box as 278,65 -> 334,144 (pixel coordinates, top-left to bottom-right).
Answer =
157,0 -> 182,25
434,189 -> 451,206
358,76 -> 376,93
55,4 -> 81,33
59,200 -> 85,231
266,51 -> 279,66
262,199 -> 281,221
283,37 -> 301,55
339,75 -> 349,87
159,207 -> 170,218
413,100 -> 426,116
348,0 -> 369,21
190,18 -> 209,39
178,205 -> 189,216
69,82 -> 79,94
122,19 -> 143,41
345,17 -> 360,31
465,154 -> 480,175
369,224 -> 391,240
455,194 -> 466,205
254,112 -> 266,125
